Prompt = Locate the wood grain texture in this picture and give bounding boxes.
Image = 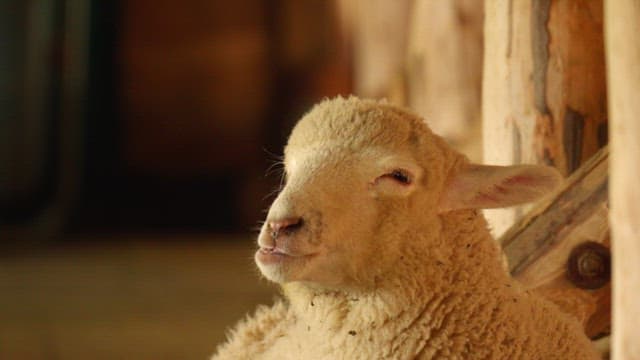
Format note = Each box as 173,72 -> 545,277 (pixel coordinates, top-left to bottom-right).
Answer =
483,0 -> 607,237
604,0 -> 640,358
500,146 -> 610,338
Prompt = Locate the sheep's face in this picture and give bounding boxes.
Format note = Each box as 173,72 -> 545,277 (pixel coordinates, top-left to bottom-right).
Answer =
255,147 -> 430,287
254,98 -> 447,288
254,97 -> 562,288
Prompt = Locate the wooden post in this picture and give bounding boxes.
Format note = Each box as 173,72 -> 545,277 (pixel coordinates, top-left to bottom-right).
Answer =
335,0 -> 412,99
337,0 -> 484,161
483,0 -> 608,237
604,0 -> 640,358
405,0 -> 483,161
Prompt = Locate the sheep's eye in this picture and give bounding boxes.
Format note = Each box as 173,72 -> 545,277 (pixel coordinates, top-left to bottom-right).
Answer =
388,169 -> 411,184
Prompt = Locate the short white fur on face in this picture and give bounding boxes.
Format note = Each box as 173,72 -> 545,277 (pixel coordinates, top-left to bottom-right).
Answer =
255,147 -> 412,287
254,97 -> 562,289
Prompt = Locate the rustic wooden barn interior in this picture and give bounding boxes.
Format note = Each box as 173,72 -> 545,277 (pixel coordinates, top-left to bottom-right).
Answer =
2,0 -> 638,359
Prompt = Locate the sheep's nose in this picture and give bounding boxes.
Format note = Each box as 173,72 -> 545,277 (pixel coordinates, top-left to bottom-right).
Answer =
269,217 -> 304,239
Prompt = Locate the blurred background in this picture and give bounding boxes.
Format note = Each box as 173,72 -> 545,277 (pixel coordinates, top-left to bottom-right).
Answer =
1,0 -> 484,358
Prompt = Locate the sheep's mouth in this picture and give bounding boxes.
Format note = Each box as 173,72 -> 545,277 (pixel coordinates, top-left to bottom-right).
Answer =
255,247 -> 317,265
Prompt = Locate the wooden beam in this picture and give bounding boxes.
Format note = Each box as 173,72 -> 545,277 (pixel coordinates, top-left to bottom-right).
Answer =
501,146 -> 610,338
604,1 -> 640,358
405,0 -> 483,161
483,0 -> 608,237
340,0 -> 484,161
336,0 -> 412,100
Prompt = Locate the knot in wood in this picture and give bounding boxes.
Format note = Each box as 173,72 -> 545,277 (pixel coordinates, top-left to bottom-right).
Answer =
566,241 -> 610,289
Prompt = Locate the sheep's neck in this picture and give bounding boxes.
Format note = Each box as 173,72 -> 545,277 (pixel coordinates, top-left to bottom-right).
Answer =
284,209 -> 511,337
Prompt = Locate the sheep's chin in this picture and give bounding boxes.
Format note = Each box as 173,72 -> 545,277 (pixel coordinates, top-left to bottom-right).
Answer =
255,251 -> 318,284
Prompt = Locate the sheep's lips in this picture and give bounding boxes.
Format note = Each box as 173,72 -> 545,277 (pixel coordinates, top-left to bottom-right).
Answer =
255,247 -> 315,265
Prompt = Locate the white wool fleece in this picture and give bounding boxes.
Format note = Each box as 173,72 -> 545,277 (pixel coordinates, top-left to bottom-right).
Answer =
212,97 -> 599,360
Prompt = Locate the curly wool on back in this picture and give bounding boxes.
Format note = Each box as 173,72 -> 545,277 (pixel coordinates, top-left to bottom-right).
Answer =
212,97 -> 599,359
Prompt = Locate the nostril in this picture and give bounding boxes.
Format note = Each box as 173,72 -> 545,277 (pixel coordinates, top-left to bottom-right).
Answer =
269,217 -> 304,238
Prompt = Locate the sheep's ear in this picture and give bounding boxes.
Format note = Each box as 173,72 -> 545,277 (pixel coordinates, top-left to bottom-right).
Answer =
437,164 -> 562,213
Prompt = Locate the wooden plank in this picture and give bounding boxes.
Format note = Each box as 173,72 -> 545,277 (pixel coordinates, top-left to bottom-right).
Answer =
604,0 -> 640,358
501,146 -> 610,338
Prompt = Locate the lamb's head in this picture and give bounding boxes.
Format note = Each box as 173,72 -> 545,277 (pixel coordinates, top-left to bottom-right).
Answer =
255,97 -> 561,289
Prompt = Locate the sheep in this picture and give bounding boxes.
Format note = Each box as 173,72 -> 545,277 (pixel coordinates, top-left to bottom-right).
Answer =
211,96 -> 600,359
